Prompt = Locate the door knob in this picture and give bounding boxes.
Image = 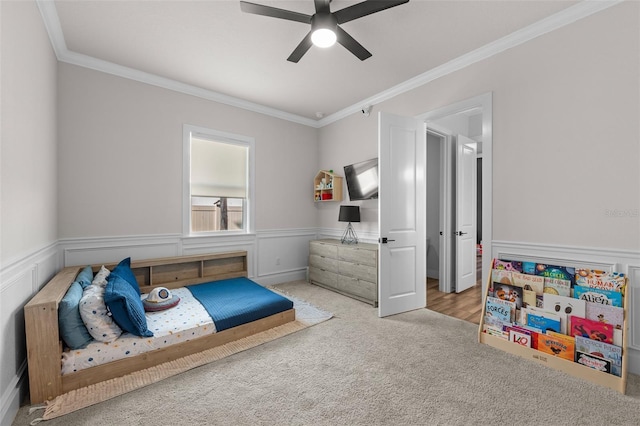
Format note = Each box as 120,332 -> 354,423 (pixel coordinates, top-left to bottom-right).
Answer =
379,237 -> 396,244
455,231 -> 467,236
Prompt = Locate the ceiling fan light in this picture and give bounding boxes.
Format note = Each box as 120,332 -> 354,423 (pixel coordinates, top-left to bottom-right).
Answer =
311,28 -> 336,48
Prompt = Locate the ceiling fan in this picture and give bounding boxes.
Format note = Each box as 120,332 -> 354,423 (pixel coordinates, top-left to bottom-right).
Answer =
240,0 -> 409,63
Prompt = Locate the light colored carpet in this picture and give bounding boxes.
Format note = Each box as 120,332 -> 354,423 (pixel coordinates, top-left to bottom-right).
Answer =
14,281 -> 640,425
22,288 -> 332,424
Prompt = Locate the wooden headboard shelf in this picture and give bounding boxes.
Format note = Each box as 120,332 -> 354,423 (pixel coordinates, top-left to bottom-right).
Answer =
94,251 -> 248,292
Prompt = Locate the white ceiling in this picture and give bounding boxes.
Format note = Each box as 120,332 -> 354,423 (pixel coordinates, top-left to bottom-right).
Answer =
42,0 -> 604,126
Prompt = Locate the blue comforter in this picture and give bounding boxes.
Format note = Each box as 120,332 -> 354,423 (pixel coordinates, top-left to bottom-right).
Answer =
186,277 -> 293,331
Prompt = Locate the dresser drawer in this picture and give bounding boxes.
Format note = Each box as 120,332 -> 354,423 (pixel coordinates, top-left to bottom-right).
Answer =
338,246 -> 377,267
309,254 -> 338,273
310,242 -> 338,259
338,260 -> 377,283
309,266 -> 338,287
338,275 -> 377,301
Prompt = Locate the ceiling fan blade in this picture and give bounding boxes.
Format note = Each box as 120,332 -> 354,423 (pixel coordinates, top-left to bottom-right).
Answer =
314,0 -> 331,14
336,26 -> 372,61
333,0 -> 409,25
287,32 -> 314,63
240,1 -> 312,24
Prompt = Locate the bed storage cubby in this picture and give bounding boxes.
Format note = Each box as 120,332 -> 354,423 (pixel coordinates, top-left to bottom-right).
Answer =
95,251 -> 248,290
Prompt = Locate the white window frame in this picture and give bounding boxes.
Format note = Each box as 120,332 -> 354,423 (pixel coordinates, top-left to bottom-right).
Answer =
182,124 -> 255,236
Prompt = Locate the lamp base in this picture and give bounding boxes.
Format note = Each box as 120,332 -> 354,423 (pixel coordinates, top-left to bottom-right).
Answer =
341,222 -> 359,245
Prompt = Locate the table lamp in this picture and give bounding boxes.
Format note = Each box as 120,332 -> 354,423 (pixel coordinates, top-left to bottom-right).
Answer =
339,205 -> 360,244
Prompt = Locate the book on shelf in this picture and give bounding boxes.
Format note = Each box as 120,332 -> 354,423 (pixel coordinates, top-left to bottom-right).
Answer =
493,259 -> 523,272
523,307 -> 561,334
542,293 -> 586,334
511,272 -> 544,295
483,324 -> 508,339
535,264 -> 576,285
569,315 -> 614,344
492,283 -> 523,309
492,269 -> 513,285
585,302 -> 624,346
573,285 -> 623,307
543,277 -> 572,297
537,331 -> 575,361
485,296 -> 516,326
575,350 -> 613,373
574,335 -> 622,377
509,329 -> 533,348
575,269 -> 626,292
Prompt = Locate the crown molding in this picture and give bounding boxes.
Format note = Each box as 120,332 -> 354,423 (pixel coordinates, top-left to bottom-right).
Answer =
317,0 -> 623,126
37,0 -> 621,129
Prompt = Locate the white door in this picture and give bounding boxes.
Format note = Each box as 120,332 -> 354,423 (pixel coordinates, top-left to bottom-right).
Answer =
455,135 -> 477,293
378,112 -> 426,317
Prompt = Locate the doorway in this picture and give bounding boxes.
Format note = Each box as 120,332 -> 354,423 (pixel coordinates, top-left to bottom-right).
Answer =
419,93 -> 493,324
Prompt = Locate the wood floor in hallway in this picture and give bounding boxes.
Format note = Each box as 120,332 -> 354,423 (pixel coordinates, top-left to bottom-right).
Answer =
426,277 -> 483,324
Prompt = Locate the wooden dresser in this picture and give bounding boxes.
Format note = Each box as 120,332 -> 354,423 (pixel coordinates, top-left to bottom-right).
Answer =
308,239 -> 378,306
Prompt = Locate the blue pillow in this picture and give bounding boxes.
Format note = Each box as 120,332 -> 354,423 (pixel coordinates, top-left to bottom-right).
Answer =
110,257 -> 141,294
104,274 -> 153,337
75,265 -> 94,290
58,281 -> 94,349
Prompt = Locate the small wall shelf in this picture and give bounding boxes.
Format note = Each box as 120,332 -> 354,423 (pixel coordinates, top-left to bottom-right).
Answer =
314,170 -> 342,202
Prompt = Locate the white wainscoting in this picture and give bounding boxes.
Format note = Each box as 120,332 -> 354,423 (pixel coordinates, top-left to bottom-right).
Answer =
58,230 -> 319,285
1,242 -> 58,426
254,229 -> 318,286
492,240 -> 640,376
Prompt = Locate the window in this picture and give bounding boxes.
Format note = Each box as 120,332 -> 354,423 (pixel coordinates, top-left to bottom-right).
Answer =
183,125 -> 254,235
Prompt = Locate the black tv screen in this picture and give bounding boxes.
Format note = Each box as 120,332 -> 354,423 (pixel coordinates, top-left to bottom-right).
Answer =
344,158 -> 379,200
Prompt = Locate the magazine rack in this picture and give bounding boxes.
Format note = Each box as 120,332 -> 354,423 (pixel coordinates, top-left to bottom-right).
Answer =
477,262 -> 629,394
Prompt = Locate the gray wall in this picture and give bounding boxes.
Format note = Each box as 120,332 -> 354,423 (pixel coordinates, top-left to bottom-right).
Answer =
57,64 -> 319,238
1,1 -> 59,423
317,2 -> 640,251
1,1 -> 58,263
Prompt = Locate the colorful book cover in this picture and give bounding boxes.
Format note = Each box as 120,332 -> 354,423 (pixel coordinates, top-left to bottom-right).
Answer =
492,283 -> 523,309
585,302 -> 624,346
485,296 -> 515,326
492,269 -> 513,285
509,329 -> 532,348
575,351 -> 612,373
575,269 -> 626,292
493,259 -> 523,272
522,262 -> 537,275
537,331 -> 575,361
543,277 -> 572,297
573,285 -> 623,307
508,324 -> 539,349
511,272 -> 545,295
569,316 -> 614,344
526,310 -> 561,334
535,264 -> 576,285
574,335 -> 622,377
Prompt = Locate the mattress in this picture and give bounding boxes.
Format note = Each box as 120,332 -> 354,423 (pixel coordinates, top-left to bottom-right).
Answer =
61,288 -> 214,375
186,277 -> 294,331
61,280 -> 294,375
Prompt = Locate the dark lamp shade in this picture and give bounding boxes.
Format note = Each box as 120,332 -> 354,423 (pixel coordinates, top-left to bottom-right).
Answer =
338,205 -> 360,223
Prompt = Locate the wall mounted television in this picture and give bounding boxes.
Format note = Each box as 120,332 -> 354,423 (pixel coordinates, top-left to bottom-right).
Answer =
344,158 -> 379,200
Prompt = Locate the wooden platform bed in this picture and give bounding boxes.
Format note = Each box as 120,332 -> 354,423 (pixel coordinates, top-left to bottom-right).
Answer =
24,251 -> 295,404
